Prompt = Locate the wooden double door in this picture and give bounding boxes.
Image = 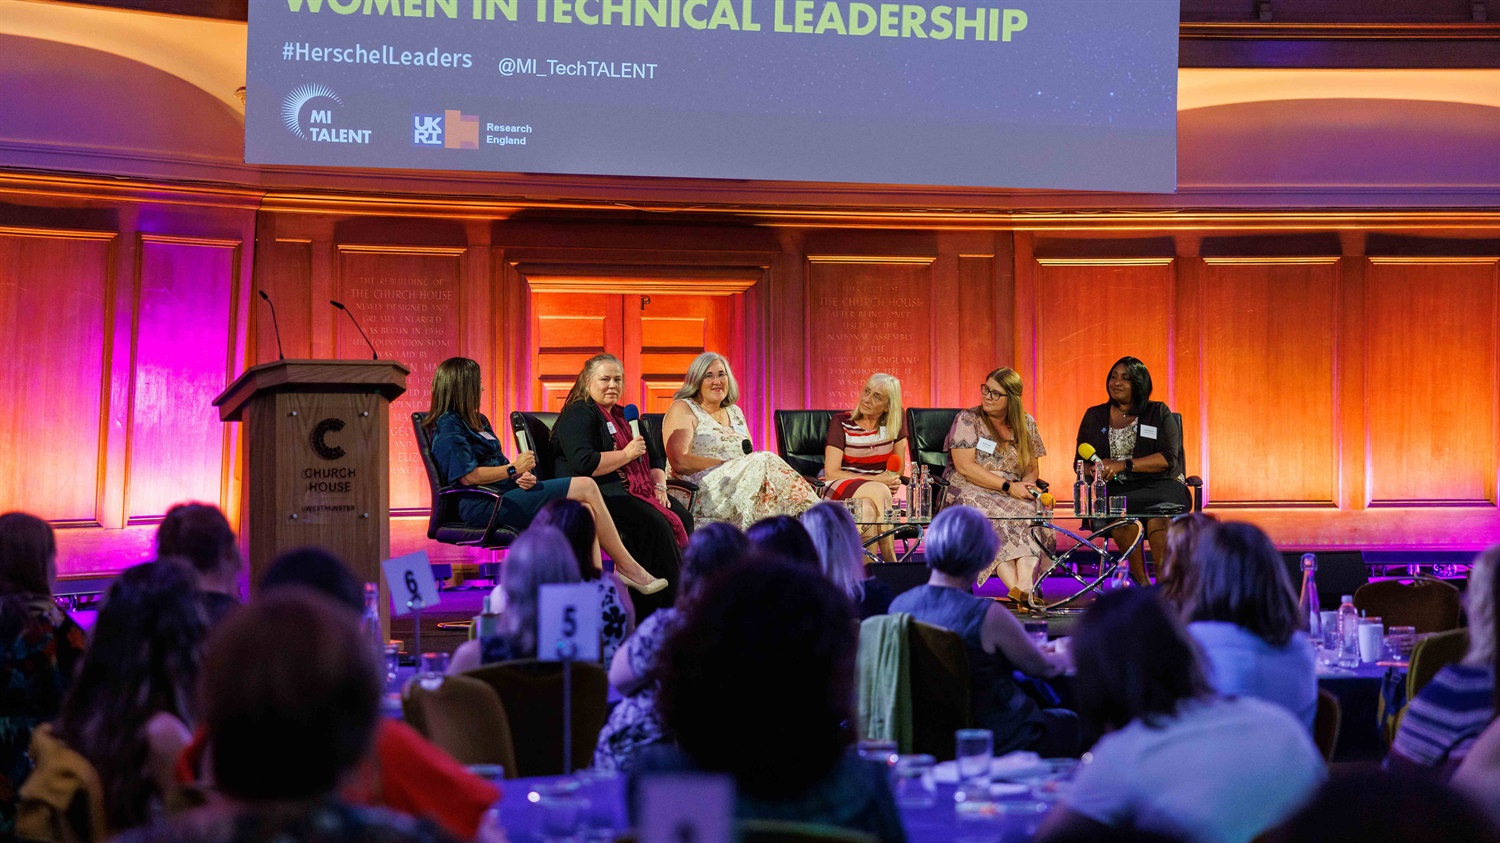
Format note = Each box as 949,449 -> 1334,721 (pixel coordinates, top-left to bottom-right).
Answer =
532,292 -> 734,412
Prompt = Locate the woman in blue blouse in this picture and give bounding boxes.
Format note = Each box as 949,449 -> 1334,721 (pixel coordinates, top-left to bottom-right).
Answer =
423,357 -> 667,594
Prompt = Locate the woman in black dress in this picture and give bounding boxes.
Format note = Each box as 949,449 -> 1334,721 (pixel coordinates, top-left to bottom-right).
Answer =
1075,356 -> 1191,586
552,354 -> 691,615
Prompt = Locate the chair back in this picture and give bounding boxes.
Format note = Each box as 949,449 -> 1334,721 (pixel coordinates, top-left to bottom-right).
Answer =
412,412 -> 451,540
904,408 -> 962,477
512,411 -> 560,481
907,620 -> 972,761
642,412 -> 669,465
773,410 -> 838,480
402,674 -> 519,775
1407,628 -> 1470,702
463,659 -> 609,776
1354,579 -> 1463,634
1313,687 -> 1341,763
16,724 -> 109,843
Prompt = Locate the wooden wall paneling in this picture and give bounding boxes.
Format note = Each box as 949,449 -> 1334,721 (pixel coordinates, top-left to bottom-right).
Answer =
1173,250 -> 1206,492
1201,258 -> 1340,507
1365,258 -> 1498,506
494,250 -> 529,437
0,228 -> 114,524
1012,232 -> 1039,391
1336,254 -> 1367,513
957,252 -> 998,407
125,235 -> 240,522
336,246 -> 464,513
637,294 -> 731,413
253,235 -> 314,363
100,206 -> 140,530
1032,258 -> 1175,484
805,257 -> 935,413
530,292 -> 620,411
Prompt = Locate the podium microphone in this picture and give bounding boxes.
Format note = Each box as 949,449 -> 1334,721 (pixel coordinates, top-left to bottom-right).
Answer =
330,300 -> 378,360
257,290 -> 285,361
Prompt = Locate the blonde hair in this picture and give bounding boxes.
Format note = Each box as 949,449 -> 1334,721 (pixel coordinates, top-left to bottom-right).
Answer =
980,367 -> 1034,474
564,353 -> 623,407
852,373 -> 902,441
424,357 -> 483,430
673,352 -> 739,407
801,502 -> 866,604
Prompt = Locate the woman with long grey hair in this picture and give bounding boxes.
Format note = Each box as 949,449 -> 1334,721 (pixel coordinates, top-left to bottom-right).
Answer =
660,352 -> 817,529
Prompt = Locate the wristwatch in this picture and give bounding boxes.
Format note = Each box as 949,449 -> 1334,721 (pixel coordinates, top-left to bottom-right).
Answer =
506,465 -> 517,478
1001,480 -> 1012,495
1123,458 -> 1134,475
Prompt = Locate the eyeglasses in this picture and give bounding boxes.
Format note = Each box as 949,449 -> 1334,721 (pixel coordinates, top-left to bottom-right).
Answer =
979,385 -> 1005,401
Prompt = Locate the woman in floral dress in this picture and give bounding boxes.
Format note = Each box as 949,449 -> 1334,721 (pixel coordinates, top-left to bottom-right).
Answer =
661,353 -> 818,530
944,367 -> 1054,603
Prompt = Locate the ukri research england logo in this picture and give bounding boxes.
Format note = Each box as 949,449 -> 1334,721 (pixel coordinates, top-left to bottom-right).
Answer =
281,84 -> 372,144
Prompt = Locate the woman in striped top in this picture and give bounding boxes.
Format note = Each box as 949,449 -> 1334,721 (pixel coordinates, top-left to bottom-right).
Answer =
822,373 -> 906,563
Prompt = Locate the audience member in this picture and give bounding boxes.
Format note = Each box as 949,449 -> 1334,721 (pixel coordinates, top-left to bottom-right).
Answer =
155,503 -> 242,625
1039,588 -> 1324,843
645,559 -> 905,842
801,501 -> 892,619
52,559 -> 208,834
113,590 -> 457,843
1388,545 -> 1499,777
1265,768 -> 1496,843
1448,544 -> 1500,822
170,547 -> 500,840
533,499 -> 633,664
746,514 -> 818,565
1183,521 -> 1317,730
449,526 -> 581,673
888,505 -> 1079,757
1156,512 -> 1217,609
0,512 -> 87,836
594,521 -> 750,772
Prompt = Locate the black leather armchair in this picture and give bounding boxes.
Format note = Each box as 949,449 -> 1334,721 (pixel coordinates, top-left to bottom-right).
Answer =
904,408 -> 962,514
411,412 -> 519,549
772,409 -> 837,491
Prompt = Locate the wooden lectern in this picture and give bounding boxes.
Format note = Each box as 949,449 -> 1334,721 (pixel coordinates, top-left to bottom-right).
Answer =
213,360 -> 408,634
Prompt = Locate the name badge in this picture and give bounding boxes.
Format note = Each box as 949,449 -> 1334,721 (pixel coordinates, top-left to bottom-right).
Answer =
1140,424 -> 1158,440
879,425 -> 888,440
479,430 -> 497,441
606,422 -> 617,435
976,438 -> 997,455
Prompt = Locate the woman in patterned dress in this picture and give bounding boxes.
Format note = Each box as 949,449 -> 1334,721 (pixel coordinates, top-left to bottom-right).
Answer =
821,373 -> 906,563
943,367 -> 1053,603
662,353 -> 818,530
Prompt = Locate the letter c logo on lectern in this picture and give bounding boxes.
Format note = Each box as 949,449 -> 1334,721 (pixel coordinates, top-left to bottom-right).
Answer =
311,418 -> 346,460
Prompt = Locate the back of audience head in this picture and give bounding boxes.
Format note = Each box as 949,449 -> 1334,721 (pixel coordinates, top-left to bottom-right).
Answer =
1184,521 -> 1301,647
1157,512 -> 1217,607
801,502 -> 866,604
1073,587 -> 1210,733
55,558 -> 208,829
1464,544 -> 1498,670
203,589 -> 381,803
156,502 -> 241,586
746,515 -> 819,566
657,559 -> 856,799
924,505 -> 998,581
1484,545 -> 1500,708
1263,768 -> 1497,843
499,525 -> 582,657
0,510 -> 56,599
680,521 -> 750,603
532,499 -> 598,581
260,546 -> 363,613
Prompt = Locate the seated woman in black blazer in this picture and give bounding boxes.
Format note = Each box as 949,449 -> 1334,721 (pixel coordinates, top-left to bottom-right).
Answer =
1076,357 -> 1191,586
425,357 -> 667,595
551,353 -> 691,614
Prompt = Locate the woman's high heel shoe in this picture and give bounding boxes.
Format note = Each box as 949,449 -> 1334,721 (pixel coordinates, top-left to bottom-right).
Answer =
621,574 -> 669,596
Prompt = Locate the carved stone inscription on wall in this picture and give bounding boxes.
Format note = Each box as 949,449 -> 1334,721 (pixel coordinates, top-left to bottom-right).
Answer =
808,261 -> 932,411
340,251 -> 461,512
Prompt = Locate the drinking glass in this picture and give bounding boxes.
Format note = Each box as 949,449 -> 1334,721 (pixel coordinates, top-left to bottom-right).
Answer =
1107,496 -> 1127,517
955,728 -> 993,785
383,643 -> 400,685
1357,617 -> 1384,664
892,754 -> 937,808
534,778 -> 588,843
845,499 -> 864,523
857,739 -> 898,767
1386,625 -> 1417,660
421,651 -> 450,676
1023,620 -> 1049,648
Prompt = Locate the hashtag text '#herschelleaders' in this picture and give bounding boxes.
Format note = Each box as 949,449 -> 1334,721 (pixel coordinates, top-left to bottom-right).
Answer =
281,42 -> 474,69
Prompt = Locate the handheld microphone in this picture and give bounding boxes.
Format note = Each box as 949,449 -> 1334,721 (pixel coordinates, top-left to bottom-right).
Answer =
330,300 -> 378,360
509,412 -> 531,453
622,404 -> 642,440
257,290 -> 285,361
1077,443 -> 1104,465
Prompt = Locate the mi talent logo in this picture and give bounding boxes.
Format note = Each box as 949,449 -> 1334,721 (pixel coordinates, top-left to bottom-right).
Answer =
412,110 -> 479,149
281,84 -> 372,144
